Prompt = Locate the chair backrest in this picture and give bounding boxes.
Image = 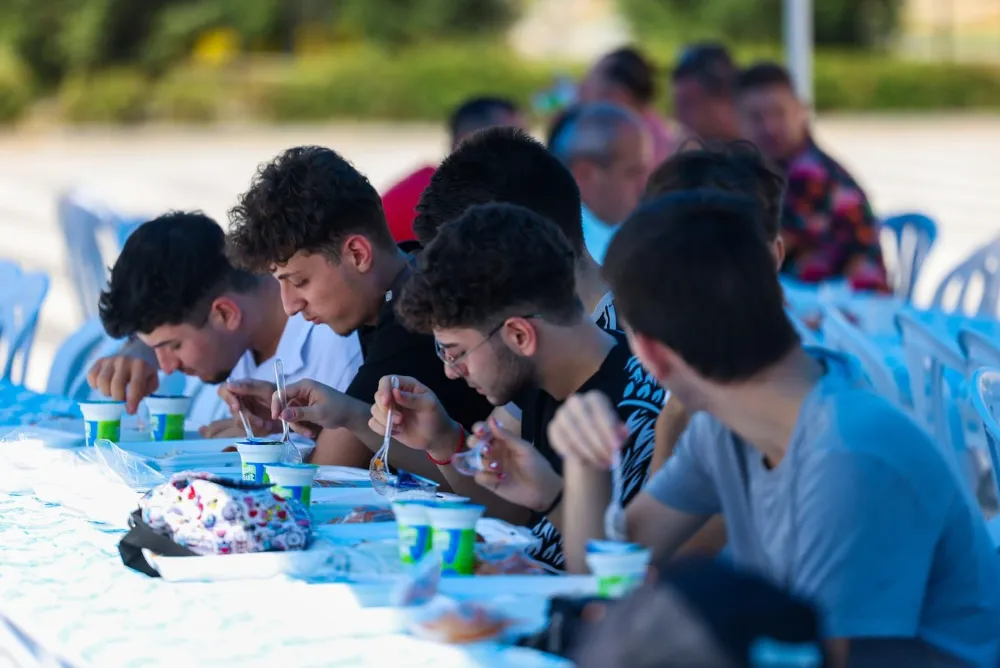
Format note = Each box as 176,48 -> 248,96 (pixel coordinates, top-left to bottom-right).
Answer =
931,237 -> 1000,317
896,311 -> 981,489
880,213 -> 937,303
57,192 -> 110,321
0,271 -> 50,384
45,317 -> 112,398
785,307 -> 821,347
959,327 -> 1000,373
970,368 -> 1000,514
821,304 -> 904,406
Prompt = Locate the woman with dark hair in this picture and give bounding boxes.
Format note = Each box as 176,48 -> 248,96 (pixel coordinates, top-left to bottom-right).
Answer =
577,46 -> 676,165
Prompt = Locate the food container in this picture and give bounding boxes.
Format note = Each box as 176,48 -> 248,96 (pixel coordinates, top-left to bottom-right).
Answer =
426,502 -> 485,576
264,463 -> 319,504
585,541 -> 651,598
392,500 -> 433,565
144,395 -> 191,441
236,440 -> 285,484
78,400 -> 126,447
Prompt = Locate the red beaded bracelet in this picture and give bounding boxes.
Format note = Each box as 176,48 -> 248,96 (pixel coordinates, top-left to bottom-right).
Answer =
426,424 -> 466,466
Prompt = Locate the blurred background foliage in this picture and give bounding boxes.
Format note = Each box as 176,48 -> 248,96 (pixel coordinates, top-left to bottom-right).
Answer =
0,0 -> 996,124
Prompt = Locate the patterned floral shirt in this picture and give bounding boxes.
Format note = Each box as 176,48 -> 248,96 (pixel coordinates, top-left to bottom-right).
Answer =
779,139 -> 889,292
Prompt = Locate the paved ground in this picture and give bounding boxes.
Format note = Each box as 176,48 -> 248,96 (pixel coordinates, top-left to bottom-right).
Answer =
1,116 -> 998,391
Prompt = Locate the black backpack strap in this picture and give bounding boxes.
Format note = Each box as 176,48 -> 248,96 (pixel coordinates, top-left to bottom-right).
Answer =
118,509 -> 198,577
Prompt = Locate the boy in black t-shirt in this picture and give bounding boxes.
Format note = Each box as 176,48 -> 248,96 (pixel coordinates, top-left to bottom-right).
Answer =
364,203 -> 666,568
222,146 -> 492,477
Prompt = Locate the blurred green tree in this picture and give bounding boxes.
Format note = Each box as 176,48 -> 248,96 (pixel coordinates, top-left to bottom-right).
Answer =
338,0 -> 520,48
619,0 -> 903,49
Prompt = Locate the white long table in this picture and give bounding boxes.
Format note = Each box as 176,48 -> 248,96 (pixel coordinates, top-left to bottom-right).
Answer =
0,385 -> 578,668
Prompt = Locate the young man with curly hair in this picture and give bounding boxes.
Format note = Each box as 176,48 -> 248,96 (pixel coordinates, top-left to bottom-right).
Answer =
86,211 -> 362,437
223,146 -> 493,471
357,203 -> 664,568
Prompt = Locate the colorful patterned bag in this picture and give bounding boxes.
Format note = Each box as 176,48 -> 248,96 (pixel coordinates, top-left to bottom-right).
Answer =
119,472 -> 313,577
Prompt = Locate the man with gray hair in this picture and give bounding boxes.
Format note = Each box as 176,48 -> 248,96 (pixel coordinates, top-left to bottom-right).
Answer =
548,102 -> 652,264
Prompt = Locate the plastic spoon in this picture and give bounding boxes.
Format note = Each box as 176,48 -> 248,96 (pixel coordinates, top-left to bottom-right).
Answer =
370,376 -> 398,494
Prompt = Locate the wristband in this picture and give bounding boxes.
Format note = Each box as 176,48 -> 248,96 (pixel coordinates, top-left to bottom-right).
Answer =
426,424 -> 465,466
540,488 -> 564,516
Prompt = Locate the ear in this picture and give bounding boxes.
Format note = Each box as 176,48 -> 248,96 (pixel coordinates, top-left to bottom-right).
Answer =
341,235 -> 375,274
570,159 -> 600,190
501,317 -> 538,357
772,236 -> 786,271
209,296 -> 242,332
629,330 -> 672,382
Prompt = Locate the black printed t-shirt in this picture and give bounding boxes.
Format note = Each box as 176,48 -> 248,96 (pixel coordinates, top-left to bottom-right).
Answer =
523,332 -> 667,568
344,263 -> 493,432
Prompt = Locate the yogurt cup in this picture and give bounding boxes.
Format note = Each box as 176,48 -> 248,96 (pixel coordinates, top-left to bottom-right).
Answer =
264,463 -> 319,504
585,543 -> 651,598
392,501 -> 433,565
78,400 -> 126,447
426,502 -> 485,576
144,395 -> 191,441
236,439 -> 285,484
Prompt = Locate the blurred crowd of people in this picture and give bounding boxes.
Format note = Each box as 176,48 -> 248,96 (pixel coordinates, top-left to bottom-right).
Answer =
84,42 -> 1000,667
385,43 -> 889,292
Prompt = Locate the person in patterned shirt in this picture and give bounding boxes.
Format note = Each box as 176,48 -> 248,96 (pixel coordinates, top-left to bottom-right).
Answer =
735,62 -> 888,292
368,202 -> 666,568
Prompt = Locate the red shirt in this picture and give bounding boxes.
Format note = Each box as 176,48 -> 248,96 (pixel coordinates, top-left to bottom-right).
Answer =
381,166 -> 436,244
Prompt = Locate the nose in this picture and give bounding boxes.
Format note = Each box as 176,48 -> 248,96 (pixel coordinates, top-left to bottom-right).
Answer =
443,363 -> 461,381
155,349 -> 179,374
279,282 -> 305,317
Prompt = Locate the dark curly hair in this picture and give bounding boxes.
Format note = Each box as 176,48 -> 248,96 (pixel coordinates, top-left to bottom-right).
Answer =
397,203 -> 583,334
226,145 -> 395,272
412,127 -> 585,257
644,140 -> 785,241
98,211 -> 260,338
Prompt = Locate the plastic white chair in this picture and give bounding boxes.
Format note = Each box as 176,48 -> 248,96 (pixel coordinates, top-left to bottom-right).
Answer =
45,318 -> 112,399
969,368 -> 1000,549
0,271 -> 50,384
821,304 -> 906,406
786,307 -> 821,347
931,237 -> 1000,317
57,192 -> 111,321
959,327 -> 1000,372
897,311 -> 984,492
880,213 -> 937,303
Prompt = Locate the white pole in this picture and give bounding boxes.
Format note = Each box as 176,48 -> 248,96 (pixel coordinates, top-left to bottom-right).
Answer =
784,0 -> 814,109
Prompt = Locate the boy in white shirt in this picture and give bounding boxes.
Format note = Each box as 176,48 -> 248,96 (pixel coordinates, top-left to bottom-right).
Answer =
87,211 -> 361,438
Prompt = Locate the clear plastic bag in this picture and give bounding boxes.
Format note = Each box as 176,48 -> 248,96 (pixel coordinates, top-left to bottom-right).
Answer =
452,441 -> 486,476
90,438 -> 167,491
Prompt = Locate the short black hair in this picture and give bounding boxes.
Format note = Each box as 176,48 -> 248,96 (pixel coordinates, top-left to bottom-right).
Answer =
645,140 -> 785,241
549,102 -> 644,169
448,96 -> 519,143
671,42 -> 737,98
413,127 -> 585,256
604,190 -> 798,381
736,62 -> 795,96
227,145 -> 395,272
99,211 -> 259,338
599,47 -> 658,105
398,202 -> 582,334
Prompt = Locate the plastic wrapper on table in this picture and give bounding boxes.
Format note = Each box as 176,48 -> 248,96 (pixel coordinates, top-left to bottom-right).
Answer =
90,438 -> 167,491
